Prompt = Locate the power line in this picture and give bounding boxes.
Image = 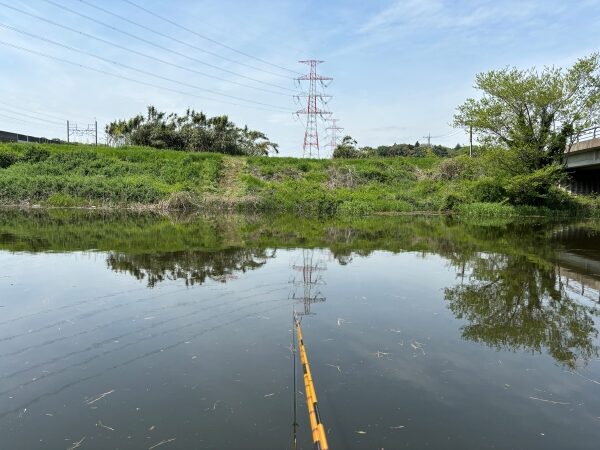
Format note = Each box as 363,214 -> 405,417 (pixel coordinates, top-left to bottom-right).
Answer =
0,111 -> 64,130
77,0 -> 292,80
0,39 -> 293,114
0,22 -> 288,98
1,1 -> 294,94
0,105 -> 64,126
0,101 -> 107,125
0,23 -> 291,110
121,0 -> 301,76
40,0 -> 294,92
0,101 -> 67,122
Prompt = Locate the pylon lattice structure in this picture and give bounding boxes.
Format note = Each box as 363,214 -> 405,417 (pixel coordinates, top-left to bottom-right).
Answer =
325,118 -> 344,154
67,120 -> 98,145
291,249 -> 326,316
295,60 -> 332,158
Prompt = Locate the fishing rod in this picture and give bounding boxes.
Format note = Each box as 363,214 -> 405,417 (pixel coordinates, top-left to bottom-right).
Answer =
292,310 -> 299,450
294,313 -> 330,450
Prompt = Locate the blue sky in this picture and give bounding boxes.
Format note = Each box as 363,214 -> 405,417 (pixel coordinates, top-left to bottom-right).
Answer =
0,0 -> 598,156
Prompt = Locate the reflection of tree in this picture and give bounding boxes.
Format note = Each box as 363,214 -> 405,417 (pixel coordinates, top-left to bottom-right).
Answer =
107,248 -> 273,287
445,253 -> 599,368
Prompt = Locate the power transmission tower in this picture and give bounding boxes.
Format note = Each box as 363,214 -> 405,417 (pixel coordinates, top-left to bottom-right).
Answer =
67,120 -> 97,145
325,118 -> 343,155
295,60 -> 332,158
422,133 -> 432,147
291,249 -> 326,317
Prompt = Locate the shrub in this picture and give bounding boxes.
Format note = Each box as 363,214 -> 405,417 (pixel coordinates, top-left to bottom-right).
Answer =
160,191 -> 201,210
22,146 -> 50,163
434,157 -> 470,180
505,165 -> 565,206
0,151 -> 18,169
46,193 -> 83,207
469,177 -> 507,203
338,200 -> 375,215
333,146 -> 362,159
441,193 -> 465,211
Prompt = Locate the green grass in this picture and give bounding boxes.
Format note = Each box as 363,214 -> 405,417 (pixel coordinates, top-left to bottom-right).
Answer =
1,142 -> 599,217
0,142 -> 223,205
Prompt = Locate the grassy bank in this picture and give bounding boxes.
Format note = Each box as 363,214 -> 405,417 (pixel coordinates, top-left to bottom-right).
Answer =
0,142 -> 598,216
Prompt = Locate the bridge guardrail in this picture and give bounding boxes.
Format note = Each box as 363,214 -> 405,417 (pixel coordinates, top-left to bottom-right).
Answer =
574,126 -> 599,143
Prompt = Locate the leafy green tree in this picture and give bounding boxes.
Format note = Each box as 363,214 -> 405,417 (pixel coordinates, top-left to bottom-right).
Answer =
105,106 -> 279,156
332,135 -> 361,158
454,53 -> 600,170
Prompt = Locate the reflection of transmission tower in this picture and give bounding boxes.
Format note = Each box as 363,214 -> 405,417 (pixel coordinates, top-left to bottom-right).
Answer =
67,120 -> 97,145
291,249 -> 326,316
295,60 -> 332,158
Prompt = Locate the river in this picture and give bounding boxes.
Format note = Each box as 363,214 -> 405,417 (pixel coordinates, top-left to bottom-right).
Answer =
0,209 -> 599,449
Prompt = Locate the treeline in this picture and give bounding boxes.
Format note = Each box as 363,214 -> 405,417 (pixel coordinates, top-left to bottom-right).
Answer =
333,136 -> 461,159
105,106 -> 279,156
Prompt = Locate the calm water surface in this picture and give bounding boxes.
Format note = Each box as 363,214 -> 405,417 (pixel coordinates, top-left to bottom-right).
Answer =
1,210 -> 600,449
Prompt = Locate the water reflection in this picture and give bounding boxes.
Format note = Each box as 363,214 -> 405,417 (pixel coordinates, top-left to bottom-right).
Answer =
107,248 -> 273,287
291,249 -> 327,316
1,209 -> 600,369
444,253 -> 599,368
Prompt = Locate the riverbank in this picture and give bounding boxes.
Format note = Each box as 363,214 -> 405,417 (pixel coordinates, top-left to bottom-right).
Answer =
1,142 -> 598,217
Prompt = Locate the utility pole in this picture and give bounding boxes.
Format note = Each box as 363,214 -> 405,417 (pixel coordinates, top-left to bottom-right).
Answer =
95,120 -> 98,146
325,118 -> 343,155
66,120 -> 69,143
295,60 -> 332,158
469,125 -> 473,157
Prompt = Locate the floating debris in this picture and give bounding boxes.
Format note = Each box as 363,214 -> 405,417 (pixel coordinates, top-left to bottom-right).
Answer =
84,389 -> 115,405
66,436 -> 86,450
148,438 -> 176,449
326,363 -> 342,373
97,420 -> 115,431
410,341 -> 426,356
529,396 -> 570,405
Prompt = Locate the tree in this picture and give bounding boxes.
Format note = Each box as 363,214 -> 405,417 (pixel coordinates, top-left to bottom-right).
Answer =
105,106 -> 279,156
332,135 -> 361,158
454,53 -> 600,170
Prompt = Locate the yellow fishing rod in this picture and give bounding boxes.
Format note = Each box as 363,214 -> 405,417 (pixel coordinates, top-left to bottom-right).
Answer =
294,313 -> 330,450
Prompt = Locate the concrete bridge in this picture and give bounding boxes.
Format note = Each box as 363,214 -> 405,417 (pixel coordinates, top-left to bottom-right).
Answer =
564,126 -> 600,194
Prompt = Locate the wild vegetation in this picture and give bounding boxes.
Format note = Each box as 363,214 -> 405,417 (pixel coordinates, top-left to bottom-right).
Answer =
1,141 -> 599,215
1,56 -> 599,216
332,135 -> 459,159
105,105 -> 279,156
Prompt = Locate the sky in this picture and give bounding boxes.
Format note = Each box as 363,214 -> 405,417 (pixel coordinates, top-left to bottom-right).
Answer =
0,0 -> 599,157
